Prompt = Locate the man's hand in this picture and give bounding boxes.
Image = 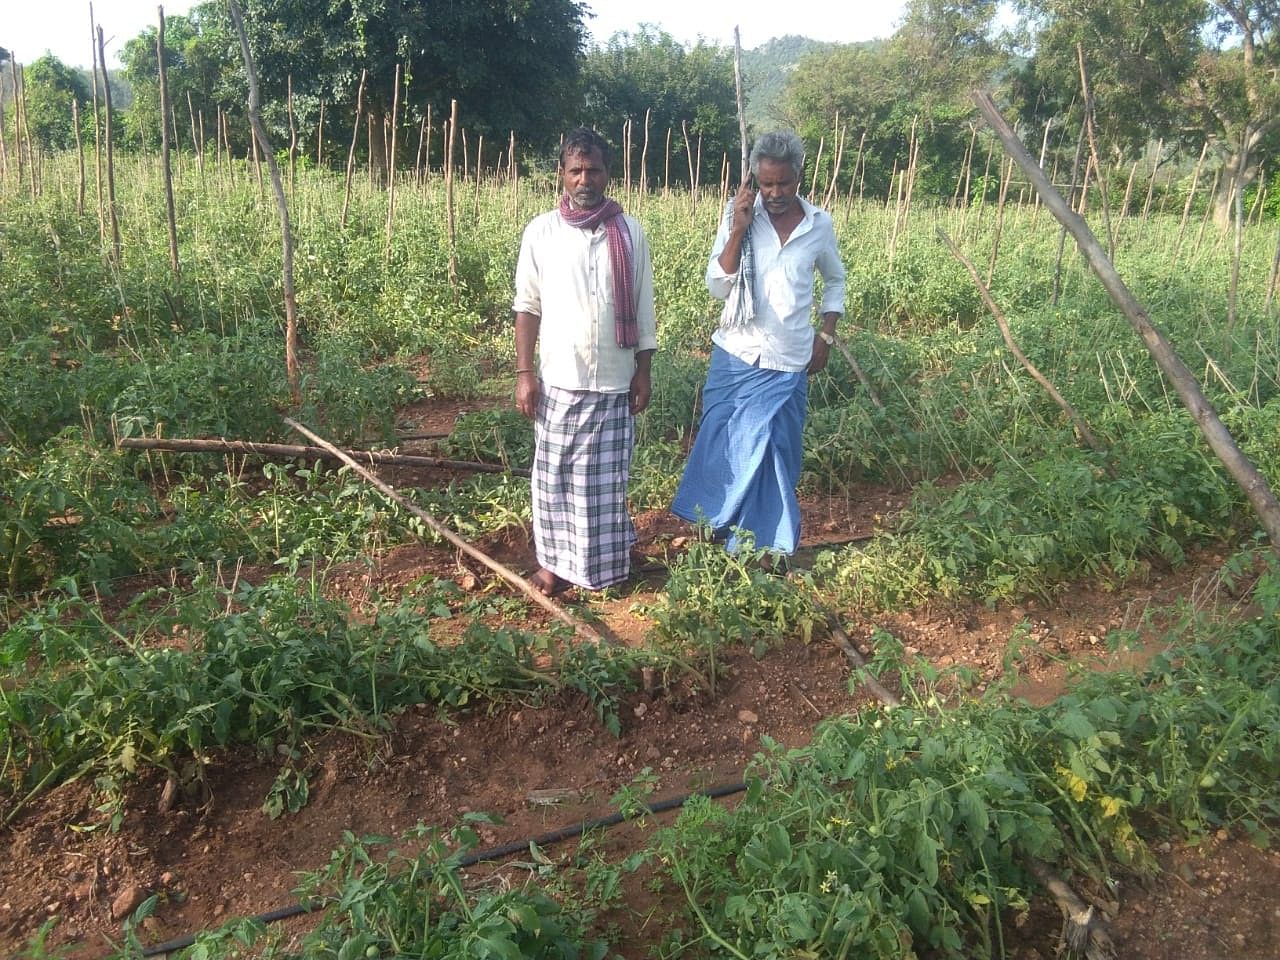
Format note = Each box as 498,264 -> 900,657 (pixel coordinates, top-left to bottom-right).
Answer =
730,182 -> 757,233
629,366 -> 652,415
807,332 -> 834,375
515,370 -> 540,419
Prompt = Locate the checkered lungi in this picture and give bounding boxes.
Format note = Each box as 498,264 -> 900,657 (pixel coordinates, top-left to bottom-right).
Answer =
532,385 -> 636,590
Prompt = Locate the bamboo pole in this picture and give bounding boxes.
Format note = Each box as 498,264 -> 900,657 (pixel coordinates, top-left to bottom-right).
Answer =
664,126 -> 672,193
229,0 -> 300,405
186,91 -> 203,177
118,437 -> 530,475
158,6 -> 180,280
96,28 -> 121,264
1174,141 -> 1209,256
1140,138 -> 1163,221
384,63 -> 401,261
0,88 -> 8,185
640,106 -> 651,198
1076,43 -> 1114,258
681,119 -> 696,214
9,57 -> 24,194
1192,168 -> 1220,256
286,74 -> 298,193
941,229 -> 1106,455
1227,143 -> 1248,332
283,418 -> 605,644
316,99 -> 325,167
340,68 -> 366,229
472,132 -> 482,220
16,63 -> 39,200
987,157 -> 1013,285
71,100 -> 85,216
445,99 -> 459,288
823,118 -> 846,210
1051,118 -> 1086,306
974,89 -> 1280,553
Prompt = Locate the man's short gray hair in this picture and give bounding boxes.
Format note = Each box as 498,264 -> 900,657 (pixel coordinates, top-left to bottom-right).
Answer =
750,131 -> 805,179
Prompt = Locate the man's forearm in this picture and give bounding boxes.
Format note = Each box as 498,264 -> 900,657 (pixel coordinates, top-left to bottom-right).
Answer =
515,312 -> 540,371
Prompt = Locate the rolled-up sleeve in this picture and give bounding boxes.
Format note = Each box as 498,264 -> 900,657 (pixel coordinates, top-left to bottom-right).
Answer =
512,221 -> 542,316
704,206 -> 736,301
817,218 -> 846,316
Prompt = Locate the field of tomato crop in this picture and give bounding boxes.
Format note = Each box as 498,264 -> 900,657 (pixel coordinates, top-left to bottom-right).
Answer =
3,150 -> 1279,959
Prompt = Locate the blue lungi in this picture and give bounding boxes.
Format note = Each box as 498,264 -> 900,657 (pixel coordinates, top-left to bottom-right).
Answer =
671,346 -> 807,554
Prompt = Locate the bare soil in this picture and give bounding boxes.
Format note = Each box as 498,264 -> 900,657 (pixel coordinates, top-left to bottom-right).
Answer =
3,400 -> 1278,959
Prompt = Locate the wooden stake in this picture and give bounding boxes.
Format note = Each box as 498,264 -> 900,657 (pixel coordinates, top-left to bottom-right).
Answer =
96,28 -> 121,264
384,63 -> 401,261
316,99 -> 325,168
158,6 -> 180,280
340,68 -> 366,229
229,0 -> 300,405
445,100 -> 458,288
286,74 -> 298,193
71,100 -> 85,216
733,26 -> 748,184
639,106 -> 651,198
283,418 -> 605,644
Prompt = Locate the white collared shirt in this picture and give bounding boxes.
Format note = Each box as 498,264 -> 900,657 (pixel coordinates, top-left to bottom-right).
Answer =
707,195 -> 846,372
513,209 -> 658,393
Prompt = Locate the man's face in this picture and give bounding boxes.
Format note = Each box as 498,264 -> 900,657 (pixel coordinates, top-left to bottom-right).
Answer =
756,157 -> 800,216
561,147 -> 609,209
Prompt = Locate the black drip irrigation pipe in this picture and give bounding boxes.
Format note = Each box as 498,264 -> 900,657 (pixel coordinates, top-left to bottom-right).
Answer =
138,780 -> 748,957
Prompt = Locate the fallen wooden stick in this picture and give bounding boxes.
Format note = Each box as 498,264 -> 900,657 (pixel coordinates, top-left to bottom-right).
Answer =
118,436 -> 529,477
1027,858 -> 1117,960
282,417 -> 605,645
820,609 -> 901,708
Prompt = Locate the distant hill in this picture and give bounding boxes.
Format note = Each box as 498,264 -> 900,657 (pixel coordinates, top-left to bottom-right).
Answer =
740,35 -> 837,133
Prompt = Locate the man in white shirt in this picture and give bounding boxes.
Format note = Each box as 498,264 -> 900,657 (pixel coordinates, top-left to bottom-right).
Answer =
672,130 -> 846,557
513,128 -> 658,596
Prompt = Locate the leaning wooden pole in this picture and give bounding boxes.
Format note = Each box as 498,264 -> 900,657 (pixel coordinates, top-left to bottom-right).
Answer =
939,228 -> 1107,456
157,5 -> 180,280
283,418 -> 606,645
229,0 -> 300,405
973,90 -> 1280,553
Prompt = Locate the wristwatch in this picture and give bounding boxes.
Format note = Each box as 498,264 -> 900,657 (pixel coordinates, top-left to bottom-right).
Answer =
817,330 -> 835,345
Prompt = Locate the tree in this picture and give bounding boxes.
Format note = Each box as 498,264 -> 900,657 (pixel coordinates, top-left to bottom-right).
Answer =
207,0 -> 588,166
121,7 -> 233,151
24,54 -> 91,151
1017,0 -> 1280,226
580,26 -> 737,186
785,0 -> 1007,200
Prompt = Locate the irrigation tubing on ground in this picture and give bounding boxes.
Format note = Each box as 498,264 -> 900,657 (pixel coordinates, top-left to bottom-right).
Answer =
137,780 -> 748,957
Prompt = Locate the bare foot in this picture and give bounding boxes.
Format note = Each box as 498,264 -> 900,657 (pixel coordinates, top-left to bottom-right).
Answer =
529,567 -> 570,597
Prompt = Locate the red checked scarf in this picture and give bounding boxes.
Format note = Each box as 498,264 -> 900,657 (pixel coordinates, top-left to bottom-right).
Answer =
557,195 -> 638,348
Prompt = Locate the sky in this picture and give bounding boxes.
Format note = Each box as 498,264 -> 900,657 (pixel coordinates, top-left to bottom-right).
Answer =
4,0 -> 911,70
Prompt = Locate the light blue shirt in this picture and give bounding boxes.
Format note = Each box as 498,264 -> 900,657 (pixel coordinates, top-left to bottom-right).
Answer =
707,195 -> 846,372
